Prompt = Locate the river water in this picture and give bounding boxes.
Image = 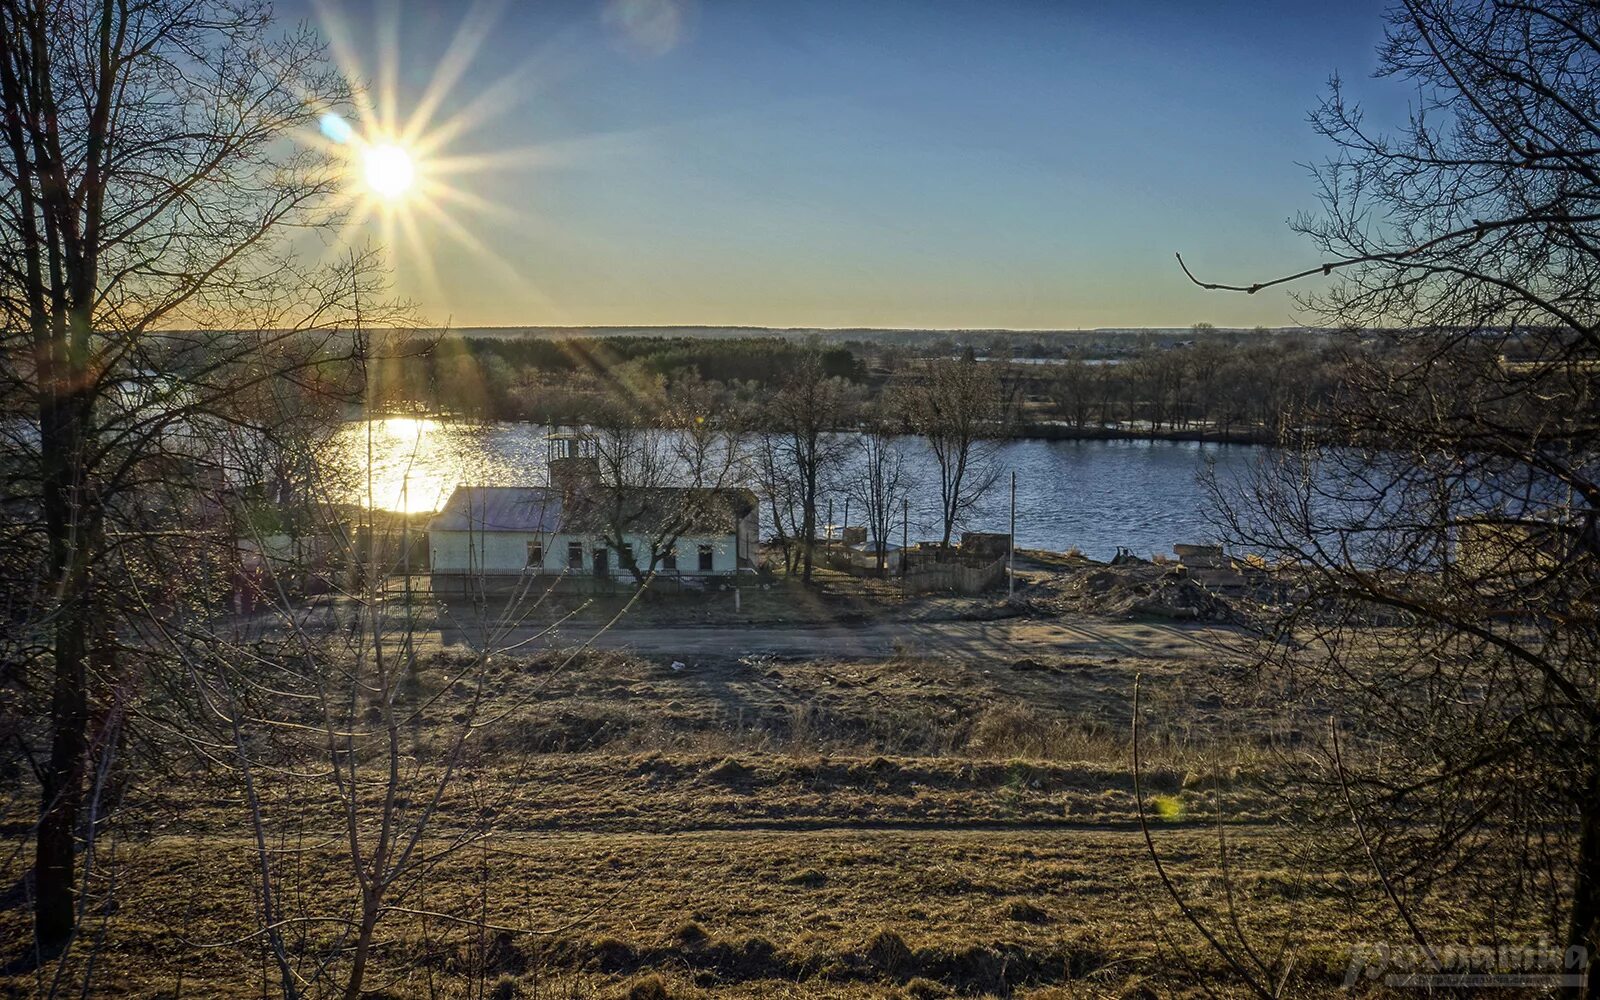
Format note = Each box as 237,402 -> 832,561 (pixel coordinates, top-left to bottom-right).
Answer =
334,419 -> 1270,561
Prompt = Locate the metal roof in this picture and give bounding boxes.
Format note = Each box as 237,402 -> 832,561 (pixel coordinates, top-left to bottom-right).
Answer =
427,487 -> 564,533
428,484 -> 758,535
850,540 -> 906,552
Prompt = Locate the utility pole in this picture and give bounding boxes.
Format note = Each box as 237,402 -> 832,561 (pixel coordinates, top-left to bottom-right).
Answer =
1008,470 -> 1016,600
403,474 -> 413,669
901,497 -> 909,595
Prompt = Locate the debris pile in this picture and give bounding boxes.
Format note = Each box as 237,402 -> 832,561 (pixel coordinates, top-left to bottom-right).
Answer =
1044,561 -> 1240,622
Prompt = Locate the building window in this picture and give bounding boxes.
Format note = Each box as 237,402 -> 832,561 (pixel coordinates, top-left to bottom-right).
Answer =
567,541 -> 583,569
662,545 -> 677,571
698,543 -> 714,572
526,541 -> 543,567
622,542 -> 634,567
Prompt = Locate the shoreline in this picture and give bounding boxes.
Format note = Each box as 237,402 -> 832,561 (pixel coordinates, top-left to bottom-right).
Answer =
1010,422 -> 1280,446
359,412 -> 1285,447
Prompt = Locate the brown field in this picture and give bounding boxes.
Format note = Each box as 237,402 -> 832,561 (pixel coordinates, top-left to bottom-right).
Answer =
0,602 -> 1470,998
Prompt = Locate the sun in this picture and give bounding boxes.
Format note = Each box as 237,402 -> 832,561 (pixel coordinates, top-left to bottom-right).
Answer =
363,142 -> 415,200
307,1 -> 557,304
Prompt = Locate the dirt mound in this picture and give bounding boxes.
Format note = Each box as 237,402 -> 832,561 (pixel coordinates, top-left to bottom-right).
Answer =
705,756 -> 755,784
1042,563 -> 1239,623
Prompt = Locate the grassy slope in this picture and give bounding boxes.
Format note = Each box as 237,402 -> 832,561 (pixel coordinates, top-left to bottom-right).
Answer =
0,616 -> 1462,997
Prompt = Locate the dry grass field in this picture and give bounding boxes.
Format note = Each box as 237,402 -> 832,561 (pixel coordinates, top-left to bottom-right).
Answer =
0,628 -> 1483,997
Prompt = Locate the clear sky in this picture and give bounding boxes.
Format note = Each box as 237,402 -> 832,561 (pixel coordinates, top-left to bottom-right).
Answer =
296,0 -> 1402,330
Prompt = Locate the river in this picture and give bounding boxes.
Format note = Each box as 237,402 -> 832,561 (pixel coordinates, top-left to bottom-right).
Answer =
333,419 -> 1270,561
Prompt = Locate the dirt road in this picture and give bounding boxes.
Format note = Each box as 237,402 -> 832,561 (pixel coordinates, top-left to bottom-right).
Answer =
438,610 -> 1246,662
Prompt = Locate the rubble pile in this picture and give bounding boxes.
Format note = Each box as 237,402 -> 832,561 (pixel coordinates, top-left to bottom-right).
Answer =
1044,560 -> 1241,622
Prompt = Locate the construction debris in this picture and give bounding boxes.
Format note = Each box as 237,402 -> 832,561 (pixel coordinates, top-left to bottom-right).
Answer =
1023,544 -> 1283,623
1060,563 -> 1236,621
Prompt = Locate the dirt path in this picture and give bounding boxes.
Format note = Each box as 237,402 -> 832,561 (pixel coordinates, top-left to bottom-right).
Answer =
437,611 -> 1247,662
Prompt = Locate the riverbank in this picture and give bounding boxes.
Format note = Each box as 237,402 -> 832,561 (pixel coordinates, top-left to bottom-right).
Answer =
1012,421 -> 1281,445
364,410 -> 1287,446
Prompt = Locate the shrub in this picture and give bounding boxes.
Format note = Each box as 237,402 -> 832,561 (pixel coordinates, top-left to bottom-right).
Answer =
625,973 -> 671,1000
969,704 -> 1051,758
905,977 -> 951,998
999,897 -> 1051,923
864,927 -> 914,977
490,975 -> 519,1000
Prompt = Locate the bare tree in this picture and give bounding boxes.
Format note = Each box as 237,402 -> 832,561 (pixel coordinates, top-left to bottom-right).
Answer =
900,358 -> 1006,551
666,369 -> 744,489
0,0 -> 369,950
586,372 -> 749,584
765,350 -> 861,584
1183,0 -> 1600,992
1048,353 -> 1098,430
847,404 -> 914,575
133,367 -> 572,999
1185,334 -> 1230,433
752,428 -> 802,575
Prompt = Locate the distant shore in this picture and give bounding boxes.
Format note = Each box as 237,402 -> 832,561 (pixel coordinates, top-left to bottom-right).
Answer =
1011,422 -> 1280,446
362,411 -> 1284,447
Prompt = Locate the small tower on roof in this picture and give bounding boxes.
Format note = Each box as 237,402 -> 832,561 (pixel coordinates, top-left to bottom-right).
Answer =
546,429 -> 600,493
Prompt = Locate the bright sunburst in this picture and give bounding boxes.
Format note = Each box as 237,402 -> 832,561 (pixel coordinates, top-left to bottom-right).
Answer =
302,1 -> 684,309
304,0 -> 548,303
363,143 -> 416,201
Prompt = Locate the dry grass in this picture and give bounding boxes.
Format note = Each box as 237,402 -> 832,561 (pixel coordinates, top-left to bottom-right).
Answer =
0,644 -> 1485,997
431,568 -> 928,631
1,824 -> 1379,998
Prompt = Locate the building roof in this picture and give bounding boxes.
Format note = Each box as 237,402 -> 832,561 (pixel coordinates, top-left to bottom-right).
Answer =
850,540 -> 906,553
428,484 -> 756,536
587,486 -> 760,536
427,487 -> 564,533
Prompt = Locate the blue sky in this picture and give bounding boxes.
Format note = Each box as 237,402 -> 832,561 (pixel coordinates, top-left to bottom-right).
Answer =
299,0 -> 1401,328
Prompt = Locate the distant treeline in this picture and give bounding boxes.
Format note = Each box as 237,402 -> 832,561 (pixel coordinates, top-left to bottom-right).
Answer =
1015,335 -> 1344,440
419,324 -> 1321,354
367,335 -> 866,421
436,335 -> 866,383
364,328 -> 1347,439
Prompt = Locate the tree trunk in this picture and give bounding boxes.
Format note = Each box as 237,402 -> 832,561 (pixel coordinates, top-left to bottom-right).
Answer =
1569,758 -> 1600,998
346,898 -> 379,1000
800,447 -> 817,585
36,611 -> 86,950
800,502 -> 815,584
35,386 -> 94,950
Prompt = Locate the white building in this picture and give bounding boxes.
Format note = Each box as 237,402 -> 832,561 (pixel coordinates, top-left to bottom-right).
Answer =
427,433 -> 760,590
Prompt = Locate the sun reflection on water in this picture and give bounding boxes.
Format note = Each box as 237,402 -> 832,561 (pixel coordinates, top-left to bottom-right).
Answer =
344,417 -> 462,515
331,418 -> 556,515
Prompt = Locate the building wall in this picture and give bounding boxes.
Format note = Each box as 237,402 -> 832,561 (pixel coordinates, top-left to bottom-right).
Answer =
736,509 -> 760,567
430,529 -> 742,577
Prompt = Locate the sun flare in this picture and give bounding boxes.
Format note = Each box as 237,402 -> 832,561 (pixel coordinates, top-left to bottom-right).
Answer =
307,0 -> 546,300
363,143 -> 415,201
